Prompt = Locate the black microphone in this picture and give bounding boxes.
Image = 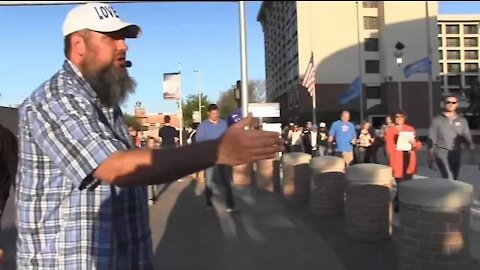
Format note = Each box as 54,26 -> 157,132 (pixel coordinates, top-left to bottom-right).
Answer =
125,60 -> 132,68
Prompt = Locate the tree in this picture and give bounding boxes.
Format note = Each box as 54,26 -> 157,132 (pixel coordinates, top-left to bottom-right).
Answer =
217,86 -> 238,118
217,80 -> 266,118
182,94 -> 211,127
124,113 -> 142,130
250,79 -> 266,103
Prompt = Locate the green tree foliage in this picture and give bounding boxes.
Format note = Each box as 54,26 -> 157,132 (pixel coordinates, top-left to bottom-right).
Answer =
124,113 -> 142,130
182,94 -> 211,127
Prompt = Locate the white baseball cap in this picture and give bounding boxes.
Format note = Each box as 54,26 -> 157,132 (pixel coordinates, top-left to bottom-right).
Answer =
62,2 -> 142,38
319,122 -> 326,128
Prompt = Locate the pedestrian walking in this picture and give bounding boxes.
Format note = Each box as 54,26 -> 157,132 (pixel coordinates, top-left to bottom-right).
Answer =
317,122 -> 329,156
429,94 -> 474,180
196,104 -> 241,213
158,115 -> 179,149
385,111 -> 422,212
378,115 -> 394,164
327,111 -> 357,166
356,120 -> 375,163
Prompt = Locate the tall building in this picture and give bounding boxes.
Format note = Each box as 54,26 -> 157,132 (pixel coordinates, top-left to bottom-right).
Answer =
438,15 -> 480,109
257,1 -> 441,129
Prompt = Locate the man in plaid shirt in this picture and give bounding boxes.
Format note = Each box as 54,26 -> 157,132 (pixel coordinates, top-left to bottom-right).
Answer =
16,3 -> 284,269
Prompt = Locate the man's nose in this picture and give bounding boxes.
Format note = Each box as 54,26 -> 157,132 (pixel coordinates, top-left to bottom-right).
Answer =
117,39 -> 128,52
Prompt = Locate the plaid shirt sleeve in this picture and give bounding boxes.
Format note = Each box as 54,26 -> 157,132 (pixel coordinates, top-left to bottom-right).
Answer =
27,92 -> 127,190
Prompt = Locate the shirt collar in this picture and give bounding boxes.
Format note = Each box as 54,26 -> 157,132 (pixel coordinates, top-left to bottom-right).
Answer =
66,59 -> 84,79
63,59 -> 99,101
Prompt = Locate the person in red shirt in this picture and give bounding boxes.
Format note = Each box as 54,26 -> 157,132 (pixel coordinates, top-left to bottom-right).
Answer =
385,111 -> 422,181
385,111 -> 422,212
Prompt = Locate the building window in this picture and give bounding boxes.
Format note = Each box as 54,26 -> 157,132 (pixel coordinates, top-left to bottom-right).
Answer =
465,75 -> 479,86
440,76 -> 445,85
362,1 -> 378,8
366,86 -> 381,99
445,24 -> 460,34
464,24 -> 478,34
446,37 -> 460,47
441,86 -> 447,94
447,63 -> 461,73
364,38 -> 379,51
440,64 -> 443,73
465,50 -> 479,60
465,63 -> 479,72
439,50 -> 443,60
439,37 -> 442,47
365,60 -> 380,73
448,88 -> 462,97
447,50 -> 461,60
287,90 -> 293,109
438,24 -> 442,34
465,37 -> 478,47
447,75 -> 461,86
364,17 -> 379,30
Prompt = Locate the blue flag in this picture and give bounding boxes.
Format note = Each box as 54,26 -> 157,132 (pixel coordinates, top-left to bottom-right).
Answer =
403,57 -> 431,78
338,76 -> 362,105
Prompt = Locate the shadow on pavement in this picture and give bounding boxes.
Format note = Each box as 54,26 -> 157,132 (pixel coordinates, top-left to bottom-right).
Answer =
152,179 -> 347,270
283,199 -> 398,270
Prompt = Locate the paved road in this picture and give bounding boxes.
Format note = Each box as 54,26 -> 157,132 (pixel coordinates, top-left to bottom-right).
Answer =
1,164 -> 479,269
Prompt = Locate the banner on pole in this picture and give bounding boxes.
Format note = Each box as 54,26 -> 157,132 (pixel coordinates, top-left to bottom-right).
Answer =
338,76 -> 362,105
163,72 -> 181,100
403,57 -> 431,78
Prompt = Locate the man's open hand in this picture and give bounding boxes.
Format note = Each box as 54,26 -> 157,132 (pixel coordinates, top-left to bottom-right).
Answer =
217,115 -> 284,165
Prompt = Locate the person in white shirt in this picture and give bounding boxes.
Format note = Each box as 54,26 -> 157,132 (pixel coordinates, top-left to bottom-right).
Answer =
309,125 -> 319,156
288,125 -> 304,152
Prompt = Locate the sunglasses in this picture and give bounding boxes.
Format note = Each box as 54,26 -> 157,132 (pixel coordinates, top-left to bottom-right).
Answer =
446,101 -> 457,104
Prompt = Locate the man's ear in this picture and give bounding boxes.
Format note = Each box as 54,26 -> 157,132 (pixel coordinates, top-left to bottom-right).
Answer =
71,34 -> 87,56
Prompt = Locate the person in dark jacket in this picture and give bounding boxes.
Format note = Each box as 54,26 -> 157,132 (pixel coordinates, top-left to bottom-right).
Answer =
0,124 -> 18,257
302,122 -> 314,155
317,122 -> 329,156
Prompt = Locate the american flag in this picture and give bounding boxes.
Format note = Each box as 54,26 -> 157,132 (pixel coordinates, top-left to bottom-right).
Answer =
302,52 -> 316,97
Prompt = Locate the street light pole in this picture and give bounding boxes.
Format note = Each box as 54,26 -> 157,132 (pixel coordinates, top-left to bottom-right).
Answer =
397,58 -> 403,110
193,69 -> 202,121
394,42 -> 405,110
238,1 -> 249,118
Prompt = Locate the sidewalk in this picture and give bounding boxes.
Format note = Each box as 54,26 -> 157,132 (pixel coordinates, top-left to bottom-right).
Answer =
149,179 -> 350,270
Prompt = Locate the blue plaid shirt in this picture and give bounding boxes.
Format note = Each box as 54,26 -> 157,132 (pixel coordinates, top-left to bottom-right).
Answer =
16,61 -> 153,269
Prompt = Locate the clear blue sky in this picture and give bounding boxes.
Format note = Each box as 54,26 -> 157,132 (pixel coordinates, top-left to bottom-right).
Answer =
0,1 -> 479,114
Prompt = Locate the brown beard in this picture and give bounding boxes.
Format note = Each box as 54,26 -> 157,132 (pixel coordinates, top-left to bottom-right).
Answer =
83,62 -> 136,108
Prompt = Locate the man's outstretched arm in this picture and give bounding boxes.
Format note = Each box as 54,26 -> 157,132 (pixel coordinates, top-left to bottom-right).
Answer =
94,115 -> 284,187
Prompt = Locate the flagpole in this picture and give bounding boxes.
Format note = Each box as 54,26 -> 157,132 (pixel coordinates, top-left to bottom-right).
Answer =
178,63 -> 183,146
356,1 -> 364,123
309,3 -> 317,125
312,55 -> 317,126
425,1 -> 434,122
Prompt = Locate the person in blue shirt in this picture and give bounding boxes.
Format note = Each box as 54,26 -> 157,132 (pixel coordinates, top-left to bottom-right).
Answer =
196,104 -> 240,213
328,110 -> 357,166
